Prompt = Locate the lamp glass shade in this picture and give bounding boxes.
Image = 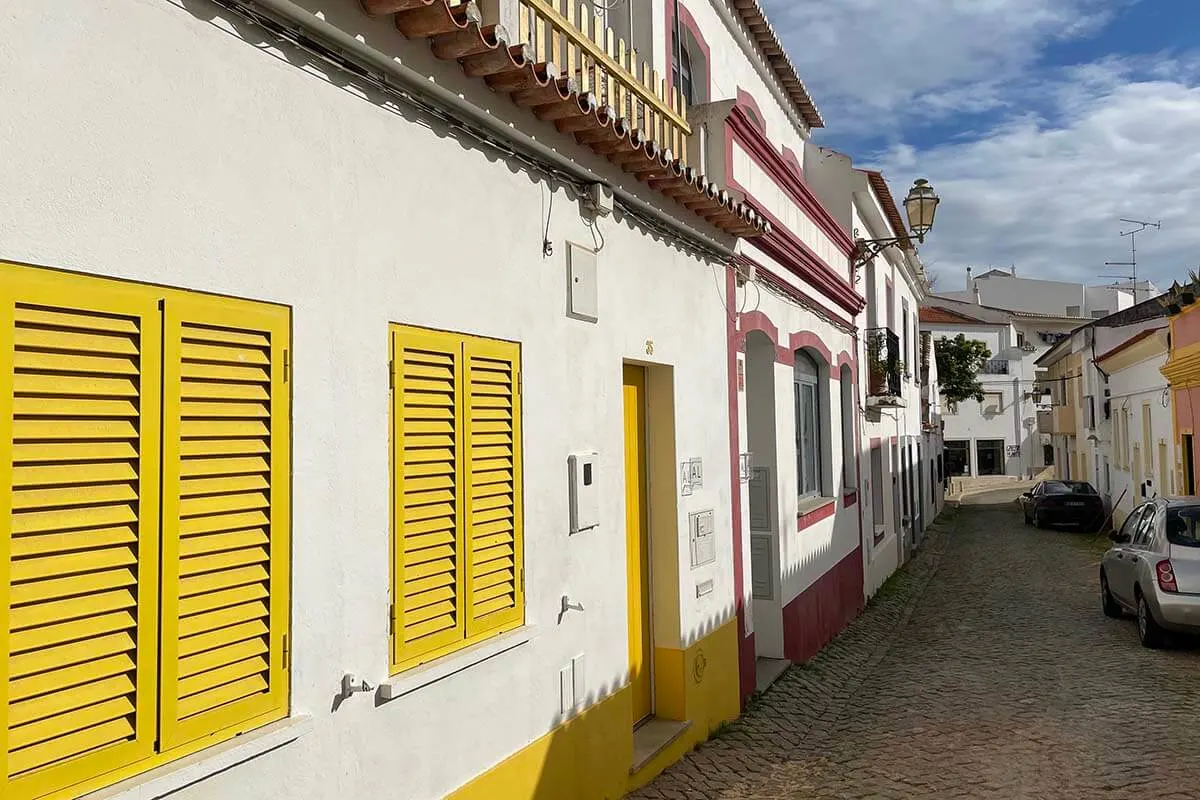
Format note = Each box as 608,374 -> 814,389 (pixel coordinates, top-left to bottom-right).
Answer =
903,178 -> 939,238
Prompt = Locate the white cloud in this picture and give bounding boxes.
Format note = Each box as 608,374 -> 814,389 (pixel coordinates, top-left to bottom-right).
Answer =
757,0 -> 1200,287
760,0 -> 1124,135
875,71 -> 1200,288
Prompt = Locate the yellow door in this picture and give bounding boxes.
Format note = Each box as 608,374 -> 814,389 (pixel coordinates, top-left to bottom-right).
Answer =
623,365 -> 652,725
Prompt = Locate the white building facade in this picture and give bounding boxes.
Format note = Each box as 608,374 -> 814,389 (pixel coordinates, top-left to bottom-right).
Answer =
1098,327 -> 1172,525
920,298 -> 1078,480
0,1 -> 905,800
936,268 -> 1155,320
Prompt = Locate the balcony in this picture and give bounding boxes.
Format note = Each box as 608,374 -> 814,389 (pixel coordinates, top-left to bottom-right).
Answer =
980,359 -> 1010,375
865,327 -> 903,406
518,0 -> 691,164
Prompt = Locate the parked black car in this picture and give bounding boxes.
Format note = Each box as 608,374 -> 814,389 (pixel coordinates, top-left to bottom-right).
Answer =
1020,480 -> 1105,531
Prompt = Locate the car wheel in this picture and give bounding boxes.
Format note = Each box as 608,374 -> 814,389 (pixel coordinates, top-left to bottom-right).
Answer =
1100,572 -> 1121,618
1137,592 -> 1166,649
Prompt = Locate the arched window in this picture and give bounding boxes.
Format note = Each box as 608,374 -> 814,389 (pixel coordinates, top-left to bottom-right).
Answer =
840,364 -> 855,490
671,13 -> 709,107
795,351 -> 822,497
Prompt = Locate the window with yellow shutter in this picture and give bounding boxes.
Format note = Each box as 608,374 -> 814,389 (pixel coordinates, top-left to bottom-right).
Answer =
0,262 -> 291,800
390,325 -> 523,673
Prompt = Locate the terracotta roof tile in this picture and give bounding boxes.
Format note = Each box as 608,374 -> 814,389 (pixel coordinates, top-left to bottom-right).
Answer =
863,170 -> 910,249
360,0 -> 771,237
1094,327 -> 1163,364
919,306 -> 997,325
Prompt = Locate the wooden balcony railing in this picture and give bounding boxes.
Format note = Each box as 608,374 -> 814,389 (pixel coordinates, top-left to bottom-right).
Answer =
517,0 -> 692,164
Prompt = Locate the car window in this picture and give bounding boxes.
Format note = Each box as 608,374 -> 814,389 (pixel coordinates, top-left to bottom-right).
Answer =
1032,483 -> 1043,496
1044,481 -> 1096,494
1165,506 -> 1200,548
1133,507 -> 1161,547
1117,506 -> 1145,542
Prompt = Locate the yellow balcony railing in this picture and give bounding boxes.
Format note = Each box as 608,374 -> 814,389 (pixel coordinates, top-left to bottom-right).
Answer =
518,0 -> 691,165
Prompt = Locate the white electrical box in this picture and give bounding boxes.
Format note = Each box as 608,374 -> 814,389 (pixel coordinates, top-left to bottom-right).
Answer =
689,509 -> 716,568
568,451 -> 599,534
567,243 -> 598,322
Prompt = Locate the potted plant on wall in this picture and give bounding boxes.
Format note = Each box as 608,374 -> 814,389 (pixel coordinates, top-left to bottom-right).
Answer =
865,329 -> 887,395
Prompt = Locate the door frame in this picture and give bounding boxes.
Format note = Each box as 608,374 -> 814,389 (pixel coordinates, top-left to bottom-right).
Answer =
623,363 -> 655,726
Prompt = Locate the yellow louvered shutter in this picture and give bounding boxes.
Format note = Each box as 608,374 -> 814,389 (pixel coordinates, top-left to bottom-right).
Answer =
463,340 -> 523,637
391,327 -> 465,669
0,270 -> 161,800
157,294 -> 290,750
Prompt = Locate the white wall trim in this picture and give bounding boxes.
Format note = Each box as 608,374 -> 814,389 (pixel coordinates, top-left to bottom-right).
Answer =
379,626 -> 538,701
86,715 -> 314,800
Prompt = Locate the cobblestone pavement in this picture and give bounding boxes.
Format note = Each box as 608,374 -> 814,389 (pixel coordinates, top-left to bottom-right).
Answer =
631,488 -> 1200,799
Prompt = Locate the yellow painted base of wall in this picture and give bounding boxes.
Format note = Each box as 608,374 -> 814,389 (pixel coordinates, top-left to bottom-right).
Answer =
447,618 -> 740,800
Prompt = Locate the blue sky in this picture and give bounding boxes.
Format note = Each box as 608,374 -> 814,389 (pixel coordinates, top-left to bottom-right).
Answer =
761,0 -> 1200,292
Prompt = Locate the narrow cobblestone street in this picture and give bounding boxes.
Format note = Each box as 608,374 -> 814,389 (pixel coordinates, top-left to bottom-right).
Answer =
633,488 -> 1200,799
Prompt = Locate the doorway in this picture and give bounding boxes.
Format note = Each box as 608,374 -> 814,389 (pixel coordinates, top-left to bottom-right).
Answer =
623,365 -> 653,725
976,439 -> 1006,475
743,332 -> 784,667
945,440 -> 970,477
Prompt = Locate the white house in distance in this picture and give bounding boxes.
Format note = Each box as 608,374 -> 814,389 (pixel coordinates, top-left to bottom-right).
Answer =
920,296 -> 1079,479
1034,296 -> 1173,521
937,267 -> 1157,319
1097,325 -> 1171,525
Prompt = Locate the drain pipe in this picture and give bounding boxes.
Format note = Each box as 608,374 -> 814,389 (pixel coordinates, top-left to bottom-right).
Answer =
214,0 -> 737,261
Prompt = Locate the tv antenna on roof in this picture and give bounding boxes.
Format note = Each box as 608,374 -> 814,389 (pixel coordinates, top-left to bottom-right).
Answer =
1101,218 -> 1161,304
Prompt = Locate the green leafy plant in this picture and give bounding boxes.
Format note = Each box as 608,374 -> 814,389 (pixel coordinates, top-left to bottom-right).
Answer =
934,334 -> 992,404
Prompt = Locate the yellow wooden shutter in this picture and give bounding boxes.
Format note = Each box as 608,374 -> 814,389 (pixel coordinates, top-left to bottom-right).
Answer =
1,268 -> 161,800
158,294 -> 290,750
463,339 -> 523,637
391,326 -> 465,669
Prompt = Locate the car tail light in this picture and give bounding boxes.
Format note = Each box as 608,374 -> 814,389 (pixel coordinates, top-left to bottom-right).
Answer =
1157,559 -> 1179,593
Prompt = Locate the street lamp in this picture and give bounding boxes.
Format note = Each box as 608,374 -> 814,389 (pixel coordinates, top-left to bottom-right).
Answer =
852,178 -> 941,273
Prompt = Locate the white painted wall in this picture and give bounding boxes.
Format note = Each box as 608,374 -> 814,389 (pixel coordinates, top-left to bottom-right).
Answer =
850,194 -> 934,596
925,318 -> 1078,478
686,0 -> 812,163
0,2 -> 745,798
1106,353 -> 1172,525
940,272 -> 1146,319
732,286 -> 860,612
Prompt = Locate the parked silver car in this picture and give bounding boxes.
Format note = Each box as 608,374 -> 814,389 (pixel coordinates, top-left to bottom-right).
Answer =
1100,497 -> 1200,647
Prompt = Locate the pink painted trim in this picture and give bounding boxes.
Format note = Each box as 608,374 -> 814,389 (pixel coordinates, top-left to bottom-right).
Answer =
781,145 -> 803,179
781,546 -> 865,663
725,265 -> 755,706
737,255 -> 856,331
734,195 -> 865,315
727,107 -> 856,255
738,309 -> 779,345
789,331 -> 833,365
665,2 -> 711,101
735,309 -> 815,367
797,499 -> 836,530
736,88 -> 767,131
835,350 -> 856,383
870,437 -> 882,447
843,490 -> 858,507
